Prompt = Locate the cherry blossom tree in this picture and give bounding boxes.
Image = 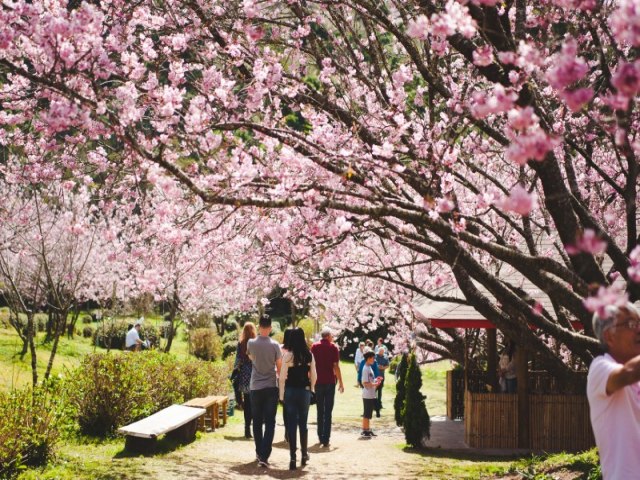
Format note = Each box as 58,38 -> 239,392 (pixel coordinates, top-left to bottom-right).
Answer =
3,0 -> 640,382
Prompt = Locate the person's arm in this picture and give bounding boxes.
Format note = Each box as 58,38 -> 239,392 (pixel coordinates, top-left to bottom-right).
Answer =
605,354 -> 640,395
333,362 -> 344,393
310,355 -> 317,392
233,343 -> 241,369
276,357 -> 283,377
279,353 -> 289,401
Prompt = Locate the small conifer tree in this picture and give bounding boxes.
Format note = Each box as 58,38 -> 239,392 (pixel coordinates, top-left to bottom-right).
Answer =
401,353 -> 430,448
393,353 -> 409,427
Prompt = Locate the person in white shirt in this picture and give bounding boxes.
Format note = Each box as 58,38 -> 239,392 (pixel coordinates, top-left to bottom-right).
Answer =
587,302 -> 640,480
354,342 -> 365,371
125,320 -> 144,351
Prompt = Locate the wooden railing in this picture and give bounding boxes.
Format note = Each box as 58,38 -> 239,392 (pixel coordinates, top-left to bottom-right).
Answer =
447,370 -> 587,420
464,391 -> 595,451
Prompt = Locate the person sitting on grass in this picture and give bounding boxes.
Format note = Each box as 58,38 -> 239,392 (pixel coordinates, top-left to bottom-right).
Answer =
360,351 -> 380,438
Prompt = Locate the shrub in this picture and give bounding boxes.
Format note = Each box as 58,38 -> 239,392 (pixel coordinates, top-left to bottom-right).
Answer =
394,353 -> 409,427
221,329 -> 238,345
93,320 -> 158,350
297,317 -> 315,343
190,328 -> 223,361
35,314 -> 47,333
224,317 -> 238,333
402,353 -> 430,447
82,326 -> 94,338
0,385 -> 62,479
389,355 -> 400,374
81,315 -> 93,324
222,341 -> 237,360
159,321 -> 172,339
93,319 -> 129,349
65,351 -> 231,437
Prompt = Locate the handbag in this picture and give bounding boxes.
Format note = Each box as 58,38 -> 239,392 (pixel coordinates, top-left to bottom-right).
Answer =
309,391 -> 317,405
229,367 -> 239,382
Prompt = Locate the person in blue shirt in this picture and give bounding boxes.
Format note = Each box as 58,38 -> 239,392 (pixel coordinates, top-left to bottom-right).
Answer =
374,347 -> 390,417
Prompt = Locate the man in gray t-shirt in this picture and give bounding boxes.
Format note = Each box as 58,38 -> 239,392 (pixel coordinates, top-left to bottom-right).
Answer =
247,315 -> 282,467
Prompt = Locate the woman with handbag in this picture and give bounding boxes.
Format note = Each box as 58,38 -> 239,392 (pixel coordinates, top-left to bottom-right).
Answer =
279,327 -> 316,470
234,321 -> 256,438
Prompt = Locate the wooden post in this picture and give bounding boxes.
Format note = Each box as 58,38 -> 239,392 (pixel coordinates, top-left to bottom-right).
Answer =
464,331 -> 469,392
487,329 -> 497,392
517,346 -> 529,448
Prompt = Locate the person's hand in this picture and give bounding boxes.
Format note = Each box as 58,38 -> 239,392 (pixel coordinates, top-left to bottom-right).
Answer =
338,382 -> 344,393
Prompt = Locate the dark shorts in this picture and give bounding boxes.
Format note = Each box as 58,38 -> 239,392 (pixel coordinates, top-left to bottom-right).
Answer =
362,398 -> 376,419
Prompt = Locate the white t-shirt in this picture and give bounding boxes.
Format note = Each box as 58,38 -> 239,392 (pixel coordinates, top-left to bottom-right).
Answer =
125,327 -> 141,348
354,348 -> 364,367
361,364 -> 377,400
586,353 -> 640,480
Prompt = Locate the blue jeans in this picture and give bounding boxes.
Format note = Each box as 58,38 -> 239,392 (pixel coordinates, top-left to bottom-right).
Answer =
284,387 -> 310,452
506,378 -> 517,394
315,383 -> 335,444
250,387 -> 278,461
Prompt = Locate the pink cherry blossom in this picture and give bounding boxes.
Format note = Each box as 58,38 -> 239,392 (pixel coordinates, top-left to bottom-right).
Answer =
565,229 -> 607,256
496,184 -> 537,216
583,285 -> 629,320
611,60 -> 640,98
406,15 -> 429,40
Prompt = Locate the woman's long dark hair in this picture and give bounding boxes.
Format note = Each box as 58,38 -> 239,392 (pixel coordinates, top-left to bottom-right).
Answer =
287,328 -> 312,366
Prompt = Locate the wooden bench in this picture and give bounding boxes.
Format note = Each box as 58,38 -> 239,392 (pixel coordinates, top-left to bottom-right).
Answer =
118,404 -> 205,453
183,395 -> 229,432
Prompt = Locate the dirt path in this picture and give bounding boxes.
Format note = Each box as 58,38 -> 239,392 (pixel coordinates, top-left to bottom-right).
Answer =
131,413 -> 428,480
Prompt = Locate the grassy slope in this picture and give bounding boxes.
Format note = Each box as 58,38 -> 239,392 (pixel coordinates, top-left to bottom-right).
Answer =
0,313 -> 191,390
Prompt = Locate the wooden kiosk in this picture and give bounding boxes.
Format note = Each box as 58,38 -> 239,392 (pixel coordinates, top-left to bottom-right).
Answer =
417,297 -> 595,452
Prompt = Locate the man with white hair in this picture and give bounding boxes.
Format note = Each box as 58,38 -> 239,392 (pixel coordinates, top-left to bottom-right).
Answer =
310,326 -> 344,447
587,302 -> 640,480
125,319 -> 144,351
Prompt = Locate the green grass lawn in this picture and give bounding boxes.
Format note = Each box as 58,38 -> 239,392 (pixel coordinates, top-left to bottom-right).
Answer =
0,314 -> 191,390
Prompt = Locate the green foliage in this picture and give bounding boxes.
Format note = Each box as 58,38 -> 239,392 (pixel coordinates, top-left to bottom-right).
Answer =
297,317 -> 315,343
92,319 -> 128,349
224,317 -> 238,333
189,328 -> 223,361
389,354 -> 400,374
281,105 -> 312,133
35,315 -> 47,333
221,329 -> 239,360
394,353 -> 409,427
81,316 -> 92,324
0,385 -> 62,479
81,326 -> 93,339
509,449 -> 601,480
65,351 -> 230,437
92,320 -> 157,350
402,353 -> 430,447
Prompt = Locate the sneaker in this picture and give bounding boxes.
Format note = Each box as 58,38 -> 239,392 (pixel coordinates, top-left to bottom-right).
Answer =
360,430 -> 372,437
258,459 -> 269,468
368,430 -> 377,436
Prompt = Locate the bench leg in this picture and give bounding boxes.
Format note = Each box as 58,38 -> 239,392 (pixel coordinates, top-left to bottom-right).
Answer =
212,403 -> 219,429
222,401 -> 228,426
125,435 -> 157,454
166,418 -> 198,444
